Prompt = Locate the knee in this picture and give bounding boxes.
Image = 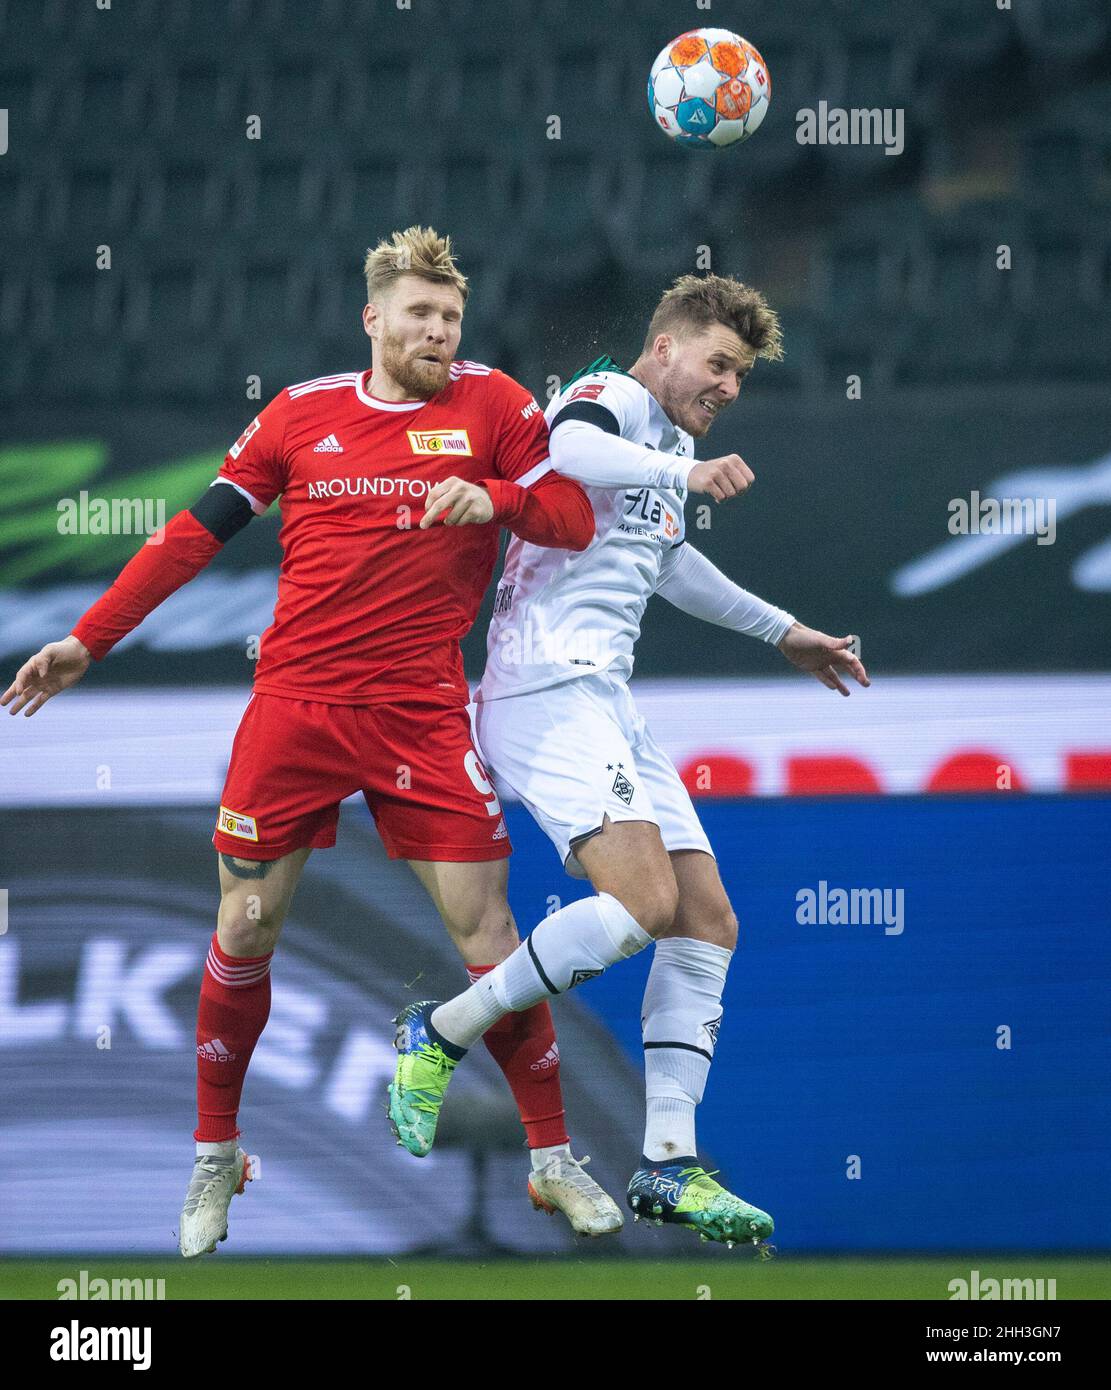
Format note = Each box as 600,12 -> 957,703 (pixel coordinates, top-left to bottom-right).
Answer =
716,906 -> 740,951
446,895 -> 518,961
620,876 -> 680,939
217,892 -> 283,956
676,900 -> 738,950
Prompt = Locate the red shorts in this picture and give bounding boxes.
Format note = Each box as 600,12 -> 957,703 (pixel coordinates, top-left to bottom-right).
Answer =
212,694 -> 511,863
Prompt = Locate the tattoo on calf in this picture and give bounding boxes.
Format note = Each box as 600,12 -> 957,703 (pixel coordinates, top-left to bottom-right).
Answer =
220,853 -> 273,880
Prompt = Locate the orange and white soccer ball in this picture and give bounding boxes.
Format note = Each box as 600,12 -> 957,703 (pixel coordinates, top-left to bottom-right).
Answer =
648,27 -> 770,148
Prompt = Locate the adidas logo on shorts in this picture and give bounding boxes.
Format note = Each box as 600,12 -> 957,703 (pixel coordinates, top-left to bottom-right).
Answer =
492,817 -> 508,841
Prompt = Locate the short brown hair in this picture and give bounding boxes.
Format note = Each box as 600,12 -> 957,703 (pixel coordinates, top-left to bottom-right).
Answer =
363,225 -> 469,304
644,273 -> 783,361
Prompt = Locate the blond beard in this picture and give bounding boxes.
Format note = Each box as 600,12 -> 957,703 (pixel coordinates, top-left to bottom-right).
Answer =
378,331 -> 451,400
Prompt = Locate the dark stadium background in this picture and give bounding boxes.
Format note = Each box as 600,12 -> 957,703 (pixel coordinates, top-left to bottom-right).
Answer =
1,0 -> 1109,1295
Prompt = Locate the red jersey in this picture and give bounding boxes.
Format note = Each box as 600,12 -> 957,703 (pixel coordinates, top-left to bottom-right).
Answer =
216,362 -> 557,705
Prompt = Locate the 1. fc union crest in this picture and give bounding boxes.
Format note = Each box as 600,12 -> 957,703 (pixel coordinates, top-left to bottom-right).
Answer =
407,429 -> 472,456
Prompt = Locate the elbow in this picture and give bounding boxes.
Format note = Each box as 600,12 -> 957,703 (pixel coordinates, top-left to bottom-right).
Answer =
567,499 -> 596,551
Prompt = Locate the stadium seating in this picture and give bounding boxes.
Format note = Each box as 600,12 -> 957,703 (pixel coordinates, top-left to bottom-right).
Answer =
3,0 -> 1109,400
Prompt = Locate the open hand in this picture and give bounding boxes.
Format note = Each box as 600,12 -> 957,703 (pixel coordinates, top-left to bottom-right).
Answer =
2,636 -> 92,716
777,624 -> 869,697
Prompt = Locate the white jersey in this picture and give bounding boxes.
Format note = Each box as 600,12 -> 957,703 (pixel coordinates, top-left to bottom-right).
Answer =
478,366 -> 694,702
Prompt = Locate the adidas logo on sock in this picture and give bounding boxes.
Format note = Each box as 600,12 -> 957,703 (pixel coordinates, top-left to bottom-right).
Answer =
197,1038 -> 236,1062
530,1043 -> 560,1072
313,433 -> 344,452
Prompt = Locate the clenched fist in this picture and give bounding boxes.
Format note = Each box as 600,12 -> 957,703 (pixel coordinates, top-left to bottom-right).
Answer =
686,454 -> 755,502
420,477 -> 496,528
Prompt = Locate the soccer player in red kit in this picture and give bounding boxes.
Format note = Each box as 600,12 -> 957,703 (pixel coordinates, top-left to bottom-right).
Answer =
2,226 -> 624,1253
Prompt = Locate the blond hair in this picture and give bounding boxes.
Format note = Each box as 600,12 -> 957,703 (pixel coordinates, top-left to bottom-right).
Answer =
644,273 -> 783,361
362,225 -> 469,303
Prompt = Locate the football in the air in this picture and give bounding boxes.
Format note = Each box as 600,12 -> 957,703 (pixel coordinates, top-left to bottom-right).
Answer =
647,27 -> 770,148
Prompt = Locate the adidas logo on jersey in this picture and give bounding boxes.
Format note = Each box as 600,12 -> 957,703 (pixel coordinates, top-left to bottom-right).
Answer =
313,433 -> 344,452
197,1038 -> 236,1062
530,1043 -> 560,1072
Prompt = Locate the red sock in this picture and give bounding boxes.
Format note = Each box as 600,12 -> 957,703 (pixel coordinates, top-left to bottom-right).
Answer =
194,933 -> 273,1142
467,964 -> 569,1149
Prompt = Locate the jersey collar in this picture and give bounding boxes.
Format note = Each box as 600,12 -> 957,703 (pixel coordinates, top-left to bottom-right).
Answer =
355,369 -> 431,412
564,353 -> 632,389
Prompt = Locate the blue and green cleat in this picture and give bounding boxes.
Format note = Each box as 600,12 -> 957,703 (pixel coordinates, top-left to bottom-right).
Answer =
387,1001 -> 466,1158
627,1158 -> 775,1252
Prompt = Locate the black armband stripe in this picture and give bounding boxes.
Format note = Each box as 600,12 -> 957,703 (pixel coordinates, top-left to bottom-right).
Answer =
644,1039 -> 714,1062
190,482 -> 256,542
549,401 -> 622,436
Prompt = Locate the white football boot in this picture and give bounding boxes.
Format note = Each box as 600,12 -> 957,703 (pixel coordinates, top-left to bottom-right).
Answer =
528,1151 -> 624,1236
179,1147 -> 252,1258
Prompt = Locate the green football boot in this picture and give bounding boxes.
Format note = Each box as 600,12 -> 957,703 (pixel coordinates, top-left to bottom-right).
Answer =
387,1001 -> 466,1157
627,1159 -> 775,1251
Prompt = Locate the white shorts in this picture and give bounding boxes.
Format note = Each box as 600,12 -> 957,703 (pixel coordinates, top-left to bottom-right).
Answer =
474,671 -> 714,879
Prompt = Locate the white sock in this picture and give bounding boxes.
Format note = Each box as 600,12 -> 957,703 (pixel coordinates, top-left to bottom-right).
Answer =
641,936 -> 732,1163
431,892 -> 651,1049
196,1139 -> 237,1159
530,1141 -> 572,1172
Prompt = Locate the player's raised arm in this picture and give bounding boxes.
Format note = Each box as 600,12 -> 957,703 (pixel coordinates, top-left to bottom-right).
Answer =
2,398 -> 289,717
550,405 -> 755,500
546,372 -> 699,493
655,541 -> 869,695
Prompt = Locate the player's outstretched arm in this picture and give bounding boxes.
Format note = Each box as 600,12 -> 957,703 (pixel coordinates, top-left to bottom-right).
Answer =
655,542 -> 869,695
2,482 -> 258,717
656,540 -> 796,643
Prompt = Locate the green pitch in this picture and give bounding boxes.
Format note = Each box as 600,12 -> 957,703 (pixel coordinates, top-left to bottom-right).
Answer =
2,1258 -> 1109,1301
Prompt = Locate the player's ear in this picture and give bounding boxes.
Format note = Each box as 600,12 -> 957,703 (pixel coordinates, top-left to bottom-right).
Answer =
362,302 -> 379,341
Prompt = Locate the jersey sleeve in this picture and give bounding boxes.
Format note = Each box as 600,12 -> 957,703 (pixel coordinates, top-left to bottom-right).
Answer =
486,370 -> 553,489
546,371 -> 644,440
216,391 -> 291,512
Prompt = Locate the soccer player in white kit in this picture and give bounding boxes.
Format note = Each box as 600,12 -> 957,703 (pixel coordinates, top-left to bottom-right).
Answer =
390,274 -> 869,1247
